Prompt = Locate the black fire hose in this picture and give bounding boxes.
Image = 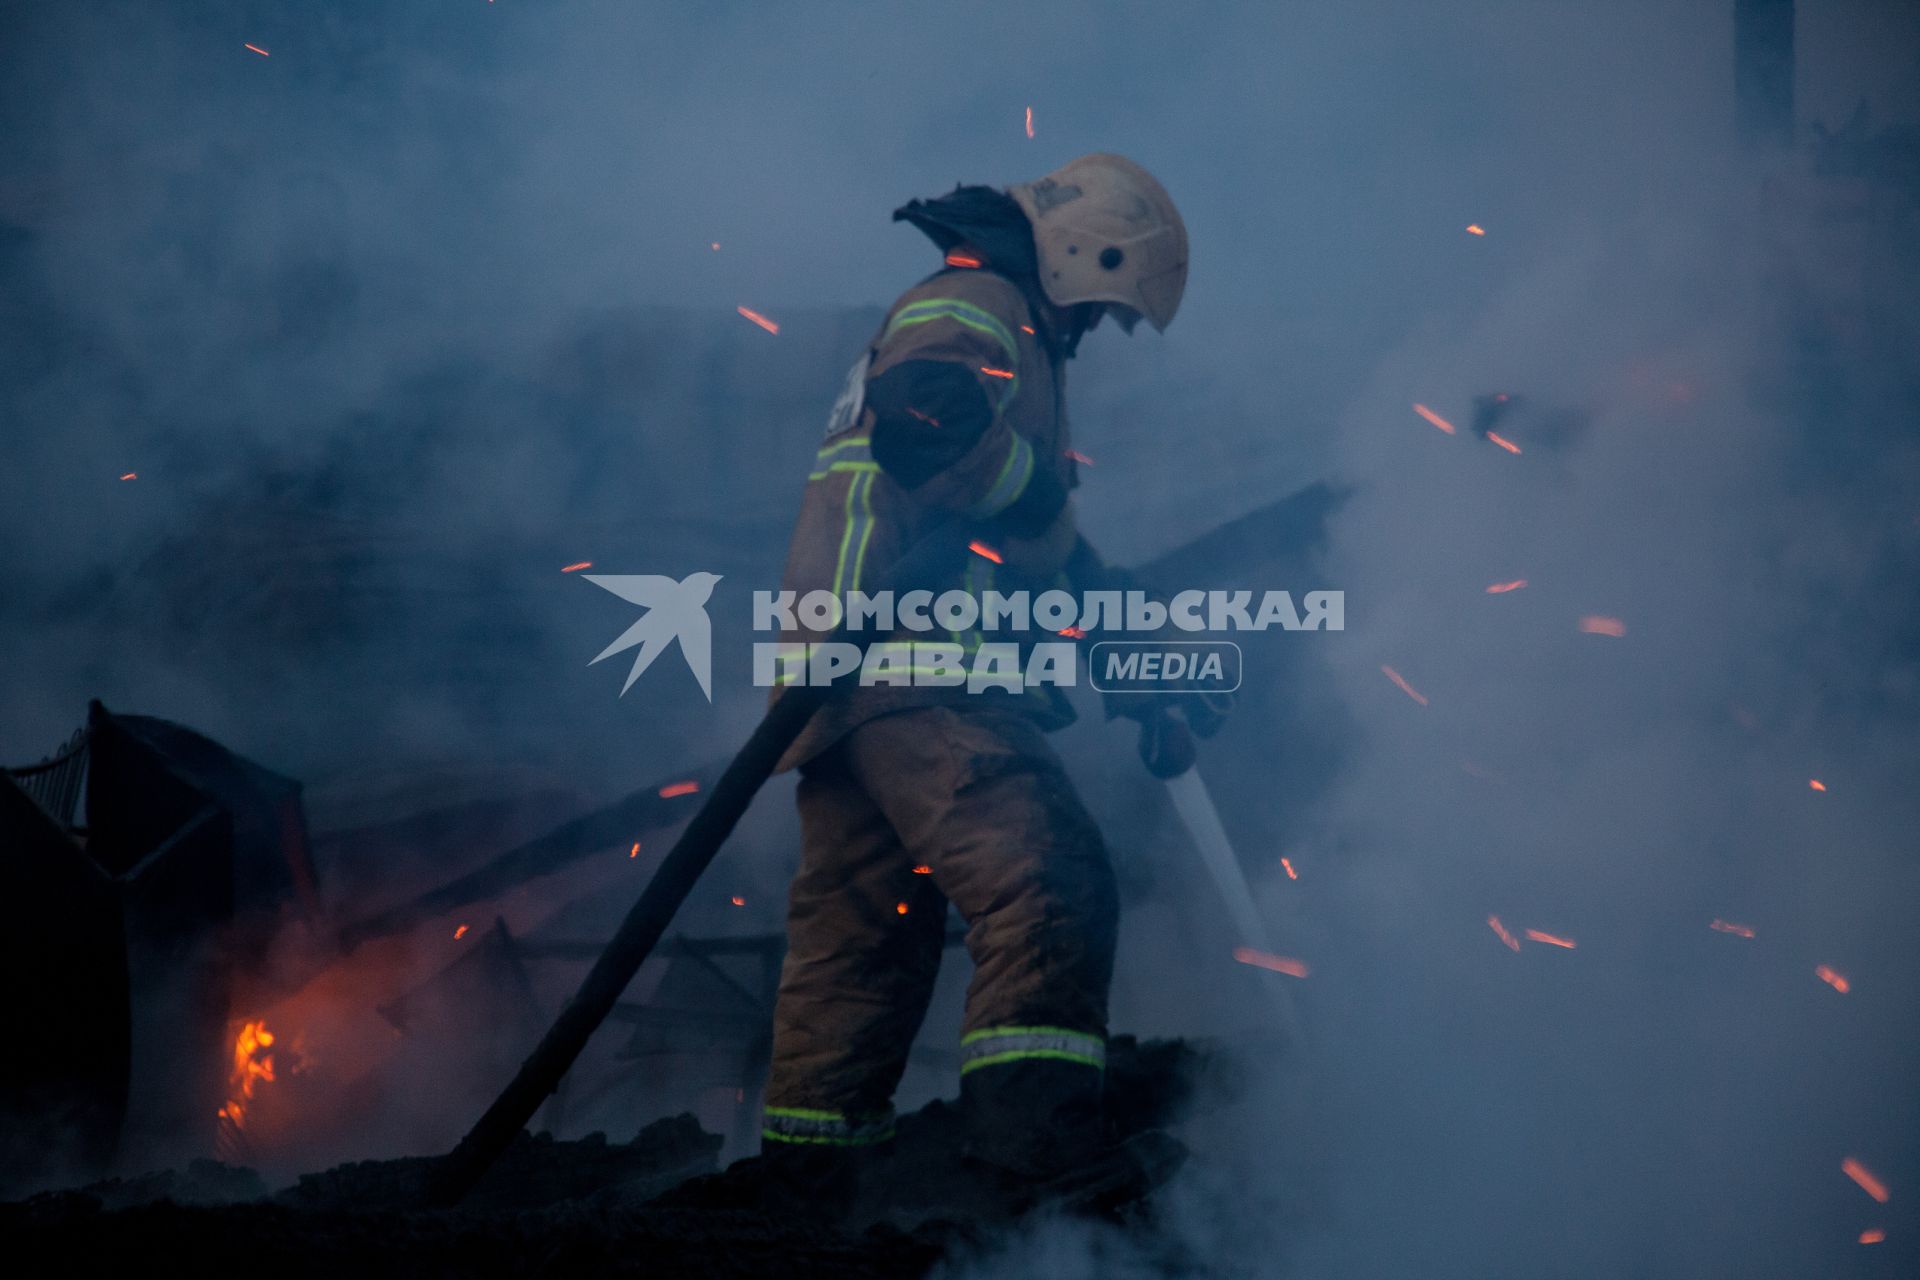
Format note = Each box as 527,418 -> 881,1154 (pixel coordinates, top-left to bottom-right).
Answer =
424,523 -> 983,1207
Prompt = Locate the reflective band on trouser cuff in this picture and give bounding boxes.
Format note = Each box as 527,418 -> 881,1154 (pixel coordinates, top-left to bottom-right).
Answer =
762,1105 -> 896,1147
965,434 -> 1035,520
959,1026 -> 1106,1075
883,299 -> 1020,368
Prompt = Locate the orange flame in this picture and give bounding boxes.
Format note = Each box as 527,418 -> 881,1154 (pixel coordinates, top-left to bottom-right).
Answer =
1487,915 -> 1521,952
1281,857 -> 1298,881
1524,928 -> 1576,949
659,780 -> 700,799
1485,431 -> 1522,455
1843,1157 -> 1890,1203
1579,615 -> 1626,637
737,306 -> 780,335
968,540 -> 1004,564
1412,403 -> 1457,435
1232,946 -> 1310,978
1465,224 -> 1485,236
1485,579 -> 1528,593
1380,665 -> 1429,706
1816,965 -> 1850,994
1708,919 -> 1755,938
219,1019 -> 277,1131
561,561 -> 592,573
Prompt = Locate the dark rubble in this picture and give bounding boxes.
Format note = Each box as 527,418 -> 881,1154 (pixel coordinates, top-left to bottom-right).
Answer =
0,1037 -> 1216,1279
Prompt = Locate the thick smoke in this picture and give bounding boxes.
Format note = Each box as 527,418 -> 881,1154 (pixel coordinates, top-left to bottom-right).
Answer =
4,0 -> 1918,1272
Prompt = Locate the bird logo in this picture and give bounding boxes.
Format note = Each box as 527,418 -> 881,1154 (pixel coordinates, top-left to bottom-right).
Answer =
584,572 -> 722,700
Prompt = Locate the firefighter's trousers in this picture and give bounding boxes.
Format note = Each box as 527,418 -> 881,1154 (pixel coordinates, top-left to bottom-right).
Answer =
763,704 -> 1118,1176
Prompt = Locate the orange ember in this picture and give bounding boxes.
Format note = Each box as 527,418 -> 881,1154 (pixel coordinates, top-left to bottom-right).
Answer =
1485,579 -> 1528,593
912,864 -> 932,875
1708,919 -> 1755,938
1816,965 -> 1850,994
1281,857 -> 1298,881
1058,625 -> 1087,639
1232,946 -> 1310,978
1465,224 -> 1485,235
1843,1158 -> 1890,1203
1524,929 -> 1576,949
1064,448 -> 1094,465
244,43 -> 269,57
1579,615 -> 1627,637
120,472 -> 138,481
1859,1229 -> 1885,1245
945,252 -> 982,269
1485,431 -> 1522,455
453,924 -> 469,939
1020,324 -> 1036,335
737,306 -> 780,335
561,561 -> 592,573
895,902 -> 910,915
1380,665 -> 1429,706
710,242 -> 720,250
1025,106 -> 1034,138
659,780 -> 700,799
1809,778 -> 1827,792
1412,403 -> 1457,435
1487,915 -> 1521,952
629,841 -> 641,858
730,896 -> 745,907
968,540 -> 1004,564
979,366 -> 1015,379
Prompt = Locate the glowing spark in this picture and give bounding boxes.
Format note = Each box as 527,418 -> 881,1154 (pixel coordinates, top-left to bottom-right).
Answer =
737,306 -> 779,335
1485,579 -> 1528,593
1412,403 -> 1457,434
1025,106 -> 1034,138
710,242 -> 720,251
454,924 -> 469,939
1380,664 -> 1428,706
659,780 -> 700,799
561,561 -> 592,573
1232,946 -> 1310,978
1843,1158 -> 1890,1203
1281,857 -> 1298,880
895,901 -> 910,915
244,43 -> 269,57
945,251 -> 982,269
968,540 -> 1004,564
1485,430 -> 1522,455
1808,778 -> 1827,792
1059,625 -> 1086,639
1465,223 -> 1485,236
912,864 -> 931,875
119,472 -> 138,481
979,366 -> 1015,379
1579,615 -> 1627,637
629,841 -> 640,858
1708,919 -> 1755,938
1859,1229 -> 1885,1244
1816,965 -> 1850,994
730,896 -> 745,907
1064,448 -> 1095,465
1487,915 -> 1521,951
1524,928 -> 1576,949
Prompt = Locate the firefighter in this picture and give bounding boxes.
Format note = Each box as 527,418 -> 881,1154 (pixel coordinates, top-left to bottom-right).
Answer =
761,154 -> 1196,1215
